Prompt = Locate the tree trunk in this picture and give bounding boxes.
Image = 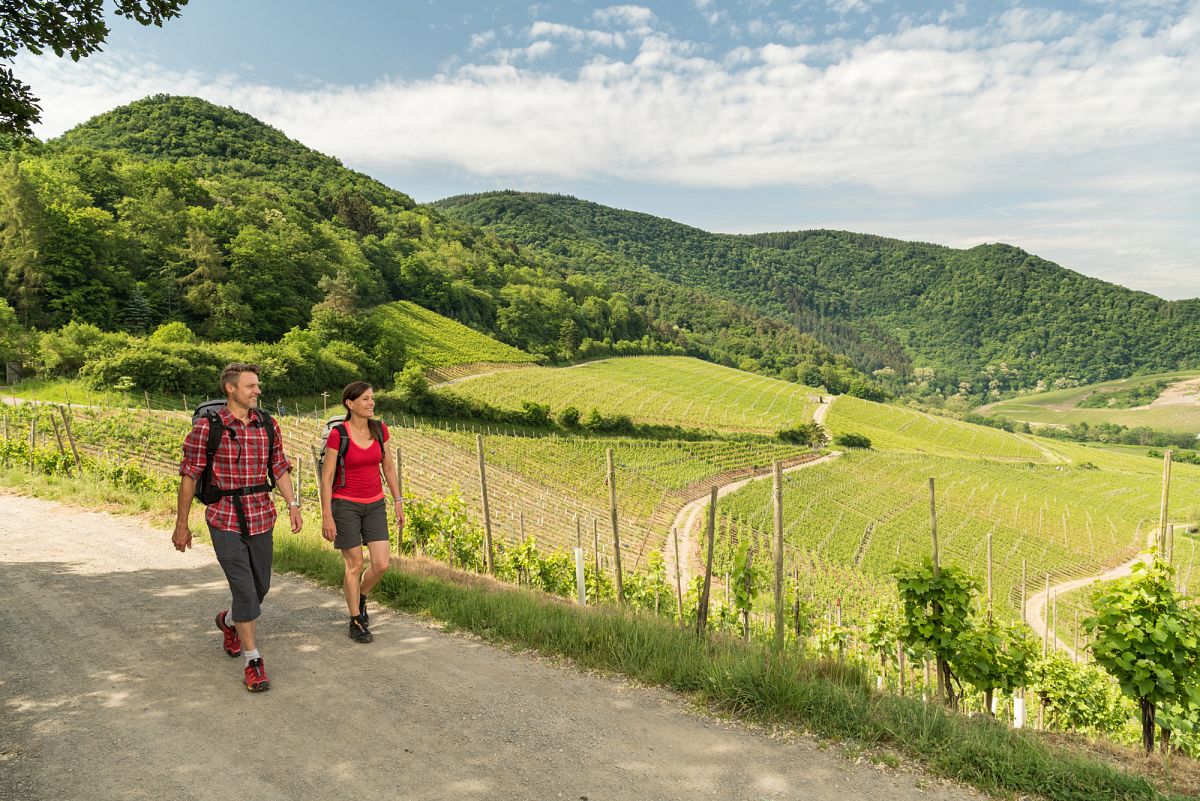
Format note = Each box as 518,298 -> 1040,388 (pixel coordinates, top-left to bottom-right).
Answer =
1140,699 -> 1156,753
938,659 -> 957,708
984,688 -> 994,718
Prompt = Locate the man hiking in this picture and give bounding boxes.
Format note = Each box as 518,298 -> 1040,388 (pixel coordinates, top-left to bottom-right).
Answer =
173,363 -> 303,692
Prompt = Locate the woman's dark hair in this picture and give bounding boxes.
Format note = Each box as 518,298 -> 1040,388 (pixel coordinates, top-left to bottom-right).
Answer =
341,381 -> 373,420
341,381 -> 382,442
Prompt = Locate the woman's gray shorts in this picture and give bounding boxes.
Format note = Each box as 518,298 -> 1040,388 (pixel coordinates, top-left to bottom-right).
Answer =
331,498 -> 389,550
209,526 -> 273,622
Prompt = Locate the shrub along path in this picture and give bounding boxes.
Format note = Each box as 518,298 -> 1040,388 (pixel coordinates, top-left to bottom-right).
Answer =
0,494 -> 974,801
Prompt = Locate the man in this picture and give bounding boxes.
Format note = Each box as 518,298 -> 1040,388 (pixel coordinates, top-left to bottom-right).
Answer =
173,363 -> 303,692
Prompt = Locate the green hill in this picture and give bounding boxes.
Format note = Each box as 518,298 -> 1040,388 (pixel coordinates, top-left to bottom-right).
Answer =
980,370 -> 1200,435
0,94 -> 861,394
437,356 -> 821,433
369,301 -> 539,369
435,191 -> 1200,400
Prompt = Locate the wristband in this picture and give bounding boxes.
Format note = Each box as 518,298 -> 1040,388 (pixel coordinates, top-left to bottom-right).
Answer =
287,501 -> 300,508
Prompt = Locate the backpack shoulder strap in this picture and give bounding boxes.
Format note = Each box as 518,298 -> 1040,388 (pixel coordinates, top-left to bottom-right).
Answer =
203,410 -> 225,461
256,408 -> 277,488
333,423 -> 350,488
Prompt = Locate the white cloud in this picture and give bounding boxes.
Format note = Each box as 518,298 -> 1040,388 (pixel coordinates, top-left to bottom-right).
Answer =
528,21 -> 626,48
469,30 -> 496,50
592,5 -> 655,28
17,4 -> 1200,296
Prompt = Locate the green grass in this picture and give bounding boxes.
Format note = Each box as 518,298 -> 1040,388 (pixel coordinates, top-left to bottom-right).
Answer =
719,392 -> 1200,622
981,370 -> 1200,434
369,300 -> 540,368
439,356 -> 821,433
270,528 -> 1185,801
0,435 -> 1190,800
827,396 -> 1053,461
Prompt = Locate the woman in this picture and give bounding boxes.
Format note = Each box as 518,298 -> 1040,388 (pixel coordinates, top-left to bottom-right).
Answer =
320,381 -> 403,643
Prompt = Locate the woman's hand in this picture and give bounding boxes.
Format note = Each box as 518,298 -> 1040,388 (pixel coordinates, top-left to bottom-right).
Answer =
322,513 -> 337,543
394,499 -> 405,530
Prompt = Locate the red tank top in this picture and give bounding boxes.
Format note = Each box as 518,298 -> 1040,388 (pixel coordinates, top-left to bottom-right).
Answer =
327,422 -> 390,502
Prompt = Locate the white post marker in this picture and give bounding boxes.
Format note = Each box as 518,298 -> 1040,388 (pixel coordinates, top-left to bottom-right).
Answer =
1013,694 -> 1026,729
574,547 -> 587,606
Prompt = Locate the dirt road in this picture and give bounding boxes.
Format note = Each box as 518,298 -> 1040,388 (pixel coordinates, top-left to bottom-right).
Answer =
0,494 -> 973,801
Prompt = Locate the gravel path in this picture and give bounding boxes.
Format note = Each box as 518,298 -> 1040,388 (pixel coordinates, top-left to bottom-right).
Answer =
0,493 -> 975,801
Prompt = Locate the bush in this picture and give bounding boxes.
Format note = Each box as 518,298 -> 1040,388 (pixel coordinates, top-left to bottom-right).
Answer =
80,340 -> 229,395
39,322 -> 131,376
556,405 -> 581,429
777,421 -> 828,447
148,321 -> 196,344
833,432 -> 872,449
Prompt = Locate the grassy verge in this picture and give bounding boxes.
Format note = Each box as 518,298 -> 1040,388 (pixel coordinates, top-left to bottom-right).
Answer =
0,468 -> 1191,801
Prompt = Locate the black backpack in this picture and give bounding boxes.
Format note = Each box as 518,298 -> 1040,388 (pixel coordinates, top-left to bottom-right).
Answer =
191,400 -> 277,534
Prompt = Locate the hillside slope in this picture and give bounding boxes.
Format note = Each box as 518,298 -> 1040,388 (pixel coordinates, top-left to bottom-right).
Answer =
1,95 -> 859,391
436,192 -> 1200,397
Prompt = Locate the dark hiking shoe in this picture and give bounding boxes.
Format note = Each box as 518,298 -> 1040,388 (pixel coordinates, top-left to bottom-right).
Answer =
244,658 -> 270,692
359,594 -> 368,626
216,610 -> 241,658
349,616 -> 374,644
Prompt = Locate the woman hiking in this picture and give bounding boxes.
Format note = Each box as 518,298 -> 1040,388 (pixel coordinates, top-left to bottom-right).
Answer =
320,381 -> 403,643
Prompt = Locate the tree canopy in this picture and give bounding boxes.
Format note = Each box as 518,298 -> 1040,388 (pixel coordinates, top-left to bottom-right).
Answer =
1,1 -> 187,137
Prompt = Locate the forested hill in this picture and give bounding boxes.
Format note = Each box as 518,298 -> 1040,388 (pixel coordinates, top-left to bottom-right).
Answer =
436,191 -> 1200,396
0,94 -> 862,391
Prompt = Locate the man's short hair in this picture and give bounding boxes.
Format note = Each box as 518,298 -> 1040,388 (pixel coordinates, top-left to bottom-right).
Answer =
219,363 -> 260,398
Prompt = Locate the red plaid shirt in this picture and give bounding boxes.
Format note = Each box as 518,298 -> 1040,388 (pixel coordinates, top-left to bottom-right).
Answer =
179,407 -> 291,536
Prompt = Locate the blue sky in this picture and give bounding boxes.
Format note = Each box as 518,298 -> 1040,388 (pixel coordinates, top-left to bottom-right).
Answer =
15,1 -> 1200,297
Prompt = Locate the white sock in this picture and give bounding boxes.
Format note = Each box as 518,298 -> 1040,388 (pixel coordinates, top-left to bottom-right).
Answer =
243,648 -> 260,666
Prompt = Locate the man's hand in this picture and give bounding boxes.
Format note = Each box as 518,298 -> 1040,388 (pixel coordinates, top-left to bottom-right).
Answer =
172,523 -> 193,552
288,505 -> 303,533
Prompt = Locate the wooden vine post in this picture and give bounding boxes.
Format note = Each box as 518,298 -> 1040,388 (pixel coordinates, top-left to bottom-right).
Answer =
59,407 -> 82,476
395,445 -> 404,553
772,460 -> 785,648
49,413 -> 66,458
1042,573 -> 1051,657
1158,450 -> 1173,554
696,486 -> 717,635
672,526 -> 684,624
928,477 -> 943,702
606,447 -> 624,603
477,434 -> 495,574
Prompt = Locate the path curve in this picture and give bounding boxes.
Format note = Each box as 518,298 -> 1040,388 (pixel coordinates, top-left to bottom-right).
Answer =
0,493 -> 974,801
664,396 -> 839,591
1023,530 -> 1157,659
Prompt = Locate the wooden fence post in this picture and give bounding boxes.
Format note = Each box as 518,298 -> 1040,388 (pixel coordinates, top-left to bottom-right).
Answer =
395,445 -> 404,553
696,486 -> 717,635
1159,450 -> 1173,553
1042,573 -> 1051,657
59,407 -> 82,476
672,526 -> 684,623
477,434 -> 495,574
607,447 -> 624,603
49,413 -> 66,457
929,477 -> 943,702
772,460 -> 785,648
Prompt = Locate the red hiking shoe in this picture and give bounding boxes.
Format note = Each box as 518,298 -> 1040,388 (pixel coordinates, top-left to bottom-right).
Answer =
216,610 -> 241,658
244,658 -> 270,692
